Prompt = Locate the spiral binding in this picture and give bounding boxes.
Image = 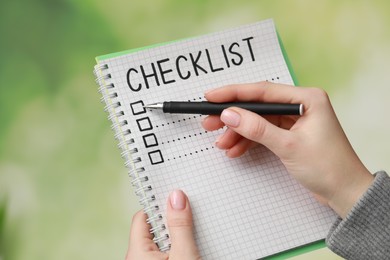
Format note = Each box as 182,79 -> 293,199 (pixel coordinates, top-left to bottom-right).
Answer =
93,62 -> 170,250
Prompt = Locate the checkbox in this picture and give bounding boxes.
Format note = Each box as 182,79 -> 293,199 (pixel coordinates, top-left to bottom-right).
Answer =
148,150 -> 164,165
130,100 -> 146,115
143,133 -> 158,148
136,117 -> 153,131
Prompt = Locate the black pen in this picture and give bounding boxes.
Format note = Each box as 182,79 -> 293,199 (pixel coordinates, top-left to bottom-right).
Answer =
144,101 -> 303,115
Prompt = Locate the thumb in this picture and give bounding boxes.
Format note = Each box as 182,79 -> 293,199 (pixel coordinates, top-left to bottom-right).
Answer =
167,190 -> 200,259
220,107 -> 290,155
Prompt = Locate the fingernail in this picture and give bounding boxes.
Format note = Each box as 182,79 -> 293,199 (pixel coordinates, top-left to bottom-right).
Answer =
214,134 -> 223,148
221,109 -> 240,127
204,88 -> 216,95
170,190 -> 186,210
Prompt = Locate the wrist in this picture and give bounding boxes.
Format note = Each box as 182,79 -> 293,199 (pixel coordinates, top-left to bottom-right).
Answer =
328,167 -> 374,218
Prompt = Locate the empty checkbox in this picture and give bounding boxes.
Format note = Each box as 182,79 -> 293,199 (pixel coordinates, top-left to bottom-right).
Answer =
130,100 -> 146,115
148,150 -> 164,165
143,133 -> 158,148
136,117 -> 153,131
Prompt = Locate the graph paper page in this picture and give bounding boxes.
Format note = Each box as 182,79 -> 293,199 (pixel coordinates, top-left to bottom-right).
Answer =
97,19 -> 336,259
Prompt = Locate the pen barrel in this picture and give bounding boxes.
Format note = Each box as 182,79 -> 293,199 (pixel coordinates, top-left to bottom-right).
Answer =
163,102 -> 302,115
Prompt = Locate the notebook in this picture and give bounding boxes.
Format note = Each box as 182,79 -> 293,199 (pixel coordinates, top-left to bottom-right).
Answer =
93,19 -> 336,259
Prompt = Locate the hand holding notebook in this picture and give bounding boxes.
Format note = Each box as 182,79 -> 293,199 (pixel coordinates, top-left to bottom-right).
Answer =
127,190 -> 201,260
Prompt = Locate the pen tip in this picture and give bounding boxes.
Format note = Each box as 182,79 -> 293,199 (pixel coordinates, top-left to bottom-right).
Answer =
143,103 -> 163,109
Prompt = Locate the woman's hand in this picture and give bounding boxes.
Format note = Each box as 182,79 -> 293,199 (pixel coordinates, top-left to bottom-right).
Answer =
202,81 -> 373,218
126,190 -> 201,260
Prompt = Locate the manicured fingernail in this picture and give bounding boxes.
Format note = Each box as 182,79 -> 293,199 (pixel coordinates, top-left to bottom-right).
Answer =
170,190 -> 186,210
221,109 -> 240,127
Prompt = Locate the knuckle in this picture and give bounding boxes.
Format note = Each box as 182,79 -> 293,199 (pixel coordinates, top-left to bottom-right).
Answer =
308,87 -> 330,104
248,120 -> 267,140
167,216 -> 193,228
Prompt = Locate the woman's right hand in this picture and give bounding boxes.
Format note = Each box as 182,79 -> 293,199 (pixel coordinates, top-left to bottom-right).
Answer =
202,81 -> 373,218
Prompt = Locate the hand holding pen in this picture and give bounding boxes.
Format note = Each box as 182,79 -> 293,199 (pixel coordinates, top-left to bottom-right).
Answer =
201,81 -> 373,219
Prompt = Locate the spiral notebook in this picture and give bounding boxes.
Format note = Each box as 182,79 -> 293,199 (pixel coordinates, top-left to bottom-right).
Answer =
93,19 -> 336,259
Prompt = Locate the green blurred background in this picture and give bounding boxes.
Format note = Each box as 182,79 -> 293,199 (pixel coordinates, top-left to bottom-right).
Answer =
1,0 -> 389,259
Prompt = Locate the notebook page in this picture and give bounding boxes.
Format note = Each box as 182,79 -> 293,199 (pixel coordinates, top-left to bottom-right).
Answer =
98,19 -> 336,259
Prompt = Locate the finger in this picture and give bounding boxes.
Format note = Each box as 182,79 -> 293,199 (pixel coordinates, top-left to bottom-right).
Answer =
201,115 -> 224,131
262,115 -> 298,130
128,210 -> 159,252
205,81 -> 309,105
215,128 -> 242,150
220,107 -> 291,156
225,137 -> 254,158
167,190 -> 200,258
